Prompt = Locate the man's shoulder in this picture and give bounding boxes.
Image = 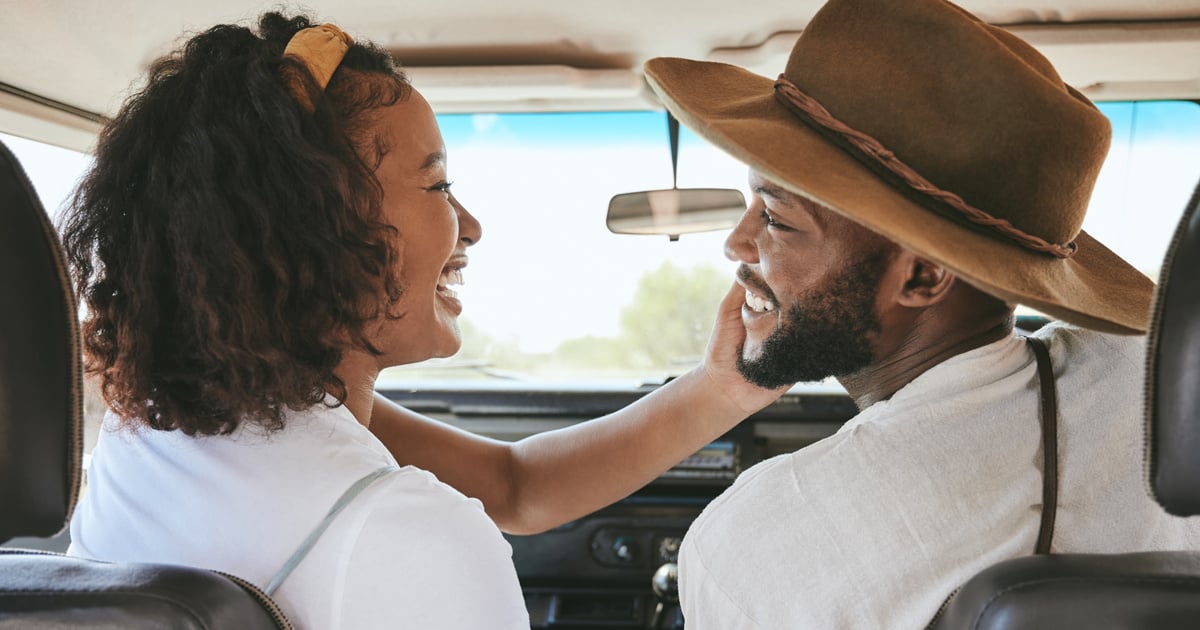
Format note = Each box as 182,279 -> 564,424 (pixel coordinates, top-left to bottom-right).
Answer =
686,431 -> 865,543
1037,320 -> 1146,374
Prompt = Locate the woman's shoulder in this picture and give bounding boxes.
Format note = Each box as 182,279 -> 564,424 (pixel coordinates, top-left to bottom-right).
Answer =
331,467 -> 528,629
361,465 -> 495,530
326,463 -> 512,574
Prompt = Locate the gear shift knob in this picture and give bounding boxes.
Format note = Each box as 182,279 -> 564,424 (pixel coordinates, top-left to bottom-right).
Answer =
652,562 -> 678,603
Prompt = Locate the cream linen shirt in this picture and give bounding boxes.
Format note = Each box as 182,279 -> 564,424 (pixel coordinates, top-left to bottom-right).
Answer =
680,323 -> 1200,629
68,401 -> 529,630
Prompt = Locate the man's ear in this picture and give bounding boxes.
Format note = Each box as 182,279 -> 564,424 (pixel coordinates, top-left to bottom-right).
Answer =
893,252 -> 956,308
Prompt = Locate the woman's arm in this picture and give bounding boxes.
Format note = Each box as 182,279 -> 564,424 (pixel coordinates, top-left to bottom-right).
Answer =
368,284 -> 786,534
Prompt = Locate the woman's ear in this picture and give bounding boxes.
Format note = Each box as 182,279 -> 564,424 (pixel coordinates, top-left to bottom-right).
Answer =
892,251 -> 957,308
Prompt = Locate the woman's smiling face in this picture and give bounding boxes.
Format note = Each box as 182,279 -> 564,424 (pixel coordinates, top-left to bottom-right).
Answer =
370,88 -> 482,366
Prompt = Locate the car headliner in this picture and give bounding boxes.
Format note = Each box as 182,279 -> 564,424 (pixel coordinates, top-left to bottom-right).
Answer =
1,0 -> 1199,152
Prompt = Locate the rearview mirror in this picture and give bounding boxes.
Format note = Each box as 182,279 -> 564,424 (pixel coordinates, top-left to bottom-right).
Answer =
607,188 -> 746,239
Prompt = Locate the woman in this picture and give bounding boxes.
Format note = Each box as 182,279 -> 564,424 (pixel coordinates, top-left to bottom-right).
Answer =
62,13 -> 781,629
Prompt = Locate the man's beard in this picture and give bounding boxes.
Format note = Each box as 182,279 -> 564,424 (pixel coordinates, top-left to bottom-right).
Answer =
736,251 -> 889,389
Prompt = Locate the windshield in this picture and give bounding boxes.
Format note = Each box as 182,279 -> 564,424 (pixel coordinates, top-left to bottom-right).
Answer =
390,101 -> 1200,386
8,100 -> 1200,393
390,111 -> 747,387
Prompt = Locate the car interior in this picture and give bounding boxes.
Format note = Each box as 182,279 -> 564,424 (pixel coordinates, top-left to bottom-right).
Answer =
2,1 -> 1199,628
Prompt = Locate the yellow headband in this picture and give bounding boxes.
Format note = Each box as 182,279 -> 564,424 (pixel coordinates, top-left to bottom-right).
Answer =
282,24 -> 353,111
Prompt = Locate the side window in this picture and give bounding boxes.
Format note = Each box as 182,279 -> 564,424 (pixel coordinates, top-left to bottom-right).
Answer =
1088,101 -> 1200,278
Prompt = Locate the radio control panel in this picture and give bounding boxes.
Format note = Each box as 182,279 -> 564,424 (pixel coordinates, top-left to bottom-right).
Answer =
658,440 -> 741,482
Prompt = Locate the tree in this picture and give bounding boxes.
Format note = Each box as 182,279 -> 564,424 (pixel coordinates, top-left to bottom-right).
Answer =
617,262 -> 731,369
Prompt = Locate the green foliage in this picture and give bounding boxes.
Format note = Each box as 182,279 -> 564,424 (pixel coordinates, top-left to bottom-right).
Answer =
553,335 -> 634,367
454,318 -> 530,372
616,262 -> 730,369
402,262 -> 733,381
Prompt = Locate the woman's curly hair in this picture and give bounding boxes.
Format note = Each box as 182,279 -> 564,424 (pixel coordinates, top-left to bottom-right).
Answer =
60,13 -> 410,435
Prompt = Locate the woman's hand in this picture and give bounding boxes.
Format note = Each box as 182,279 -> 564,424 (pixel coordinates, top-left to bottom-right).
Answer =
370,282 -> 788,535
699,283 -> 791,415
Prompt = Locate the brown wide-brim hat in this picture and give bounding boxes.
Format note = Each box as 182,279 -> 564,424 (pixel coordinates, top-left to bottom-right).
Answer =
645,0 -> 1154,334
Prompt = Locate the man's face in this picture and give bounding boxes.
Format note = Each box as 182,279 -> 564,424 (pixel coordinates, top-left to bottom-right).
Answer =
726,172 -> 893,389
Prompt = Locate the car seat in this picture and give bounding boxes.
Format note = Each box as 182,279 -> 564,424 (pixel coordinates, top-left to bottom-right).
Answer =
0,137 -> 291,629
928,178 -> 1200,629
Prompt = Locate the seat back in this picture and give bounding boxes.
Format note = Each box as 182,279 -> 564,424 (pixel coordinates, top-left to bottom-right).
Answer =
1147,179 -> 1200,515
0,138 -> 81,542
0,138 -> 290,629
928,179 -> 1200,629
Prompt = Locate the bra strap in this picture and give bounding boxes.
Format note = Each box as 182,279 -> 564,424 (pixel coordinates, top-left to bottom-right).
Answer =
265,465 -> 399,595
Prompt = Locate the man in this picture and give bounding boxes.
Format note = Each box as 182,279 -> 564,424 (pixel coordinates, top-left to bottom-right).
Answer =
643,0 -> 1200,627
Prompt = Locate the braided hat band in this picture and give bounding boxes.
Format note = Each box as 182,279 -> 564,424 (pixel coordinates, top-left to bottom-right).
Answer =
773,77 -> 1077,259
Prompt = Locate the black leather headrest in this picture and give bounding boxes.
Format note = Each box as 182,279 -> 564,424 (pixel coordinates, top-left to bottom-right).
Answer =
0,139 -> 82,543
929,552 -> 1200,630
0,552 -> 289,628
1148,178 -> 1200,516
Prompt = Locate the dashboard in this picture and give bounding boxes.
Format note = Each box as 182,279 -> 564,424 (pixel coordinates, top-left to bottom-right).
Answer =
381,386 -> 857,629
